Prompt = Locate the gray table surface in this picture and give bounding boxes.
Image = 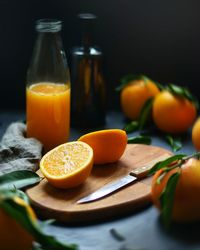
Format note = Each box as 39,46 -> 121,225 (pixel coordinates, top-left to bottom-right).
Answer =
0,110 -> 199,250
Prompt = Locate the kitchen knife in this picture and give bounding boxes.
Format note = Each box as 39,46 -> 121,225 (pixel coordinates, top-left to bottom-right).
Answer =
77,154 -> 170,204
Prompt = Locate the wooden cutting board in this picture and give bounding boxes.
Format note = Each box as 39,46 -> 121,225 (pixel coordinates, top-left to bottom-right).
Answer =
26,144 -> 172,223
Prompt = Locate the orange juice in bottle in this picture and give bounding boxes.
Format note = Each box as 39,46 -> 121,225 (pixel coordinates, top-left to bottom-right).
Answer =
26,20 -> 70,152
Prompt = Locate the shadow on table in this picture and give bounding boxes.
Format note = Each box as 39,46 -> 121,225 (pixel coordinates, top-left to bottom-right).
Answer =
53,203 -> 152,228
157,216 -> 200,244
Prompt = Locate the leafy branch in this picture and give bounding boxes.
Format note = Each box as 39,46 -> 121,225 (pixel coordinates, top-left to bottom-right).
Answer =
149,152 -> 200,228
159,171 -> 181,229
124,97 -> 154,134
128,135 -> 151,145
165,135 -> 182,152
167,83 -> 199,110
0,171 -> 78,249
0,189 -> 77,250
115,74 -> 150,92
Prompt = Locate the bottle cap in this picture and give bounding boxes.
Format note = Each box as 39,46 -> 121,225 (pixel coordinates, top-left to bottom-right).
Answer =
78,13 -> 97,20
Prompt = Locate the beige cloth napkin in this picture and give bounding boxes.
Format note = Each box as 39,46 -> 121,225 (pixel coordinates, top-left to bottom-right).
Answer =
0,122 -> 43,175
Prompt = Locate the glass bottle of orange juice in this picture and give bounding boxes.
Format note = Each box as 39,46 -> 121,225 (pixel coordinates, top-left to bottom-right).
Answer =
26,19 -> 70,152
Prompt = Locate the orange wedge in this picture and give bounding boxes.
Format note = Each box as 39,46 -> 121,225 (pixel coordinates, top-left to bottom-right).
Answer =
40,141 -> 94,189
78,129 -> 127,164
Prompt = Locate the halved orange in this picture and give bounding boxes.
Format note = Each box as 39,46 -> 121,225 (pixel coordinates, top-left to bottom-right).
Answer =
40,141 -> 94,189
78,129 -> 127,164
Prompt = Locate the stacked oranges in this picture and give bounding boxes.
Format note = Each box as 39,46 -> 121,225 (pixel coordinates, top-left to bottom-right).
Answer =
118,74 -> 199,147
118,74 -> 200,224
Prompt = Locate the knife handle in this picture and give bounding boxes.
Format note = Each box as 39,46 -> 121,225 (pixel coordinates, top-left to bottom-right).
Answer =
130,153 -> 171,179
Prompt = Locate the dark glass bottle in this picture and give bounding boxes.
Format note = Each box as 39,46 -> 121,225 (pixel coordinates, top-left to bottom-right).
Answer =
70,13 -> 106,128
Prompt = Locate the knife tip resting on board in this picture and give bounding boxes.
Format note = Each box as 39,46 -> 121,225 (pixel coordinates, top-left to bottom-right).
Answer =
77,154 -> 171,204
77,175 -> 137,204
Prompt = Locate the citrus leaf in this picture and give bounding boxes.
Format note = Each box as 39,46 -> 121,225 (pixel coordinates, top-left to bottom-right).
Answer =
39,219 -> 55,229
148,154 -> 186,176
123,121 -> 139,133
0,170 -> 41,190
0,189 -> 78,250
160,171 -> 180,229
154,81 -> 164,91
165,135 -> 182,152
156,171 -> 167,185
191,151 -> 200,160
167,84 -> 184,96
0,188 -> 29,203
110,228 -> 126,241
138,98 -> 154,130
128,135 -> 151,145
32,244 -> 43,250
115,74 -> 148,92
167,84 -> 199,109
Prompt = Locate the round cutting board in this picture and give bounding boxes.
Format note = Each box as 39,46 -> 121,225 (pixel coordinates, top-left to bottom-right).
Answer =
26,144 -> 172,223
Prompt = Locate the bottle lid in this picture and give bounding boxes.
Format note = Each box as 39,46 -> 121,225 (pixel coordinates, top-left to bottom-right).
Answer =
78,13 -> 97,20
36,19 -> 62,33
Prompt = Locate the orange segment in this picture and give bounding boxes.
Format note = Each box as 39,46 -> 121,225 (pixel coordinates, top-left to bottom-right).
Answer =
78,129 -> 127,165
40,141 -> 94,189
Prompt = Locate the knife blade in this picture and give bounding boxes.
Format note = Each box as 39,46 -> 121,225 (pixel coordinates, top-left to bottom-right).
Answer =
77,154 -> 170,204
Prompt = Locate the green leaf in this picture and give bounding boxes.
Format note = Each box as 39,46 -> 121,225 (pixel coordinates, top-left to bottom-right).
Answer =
138,98 -> 154,130
148,154 -> 186,176
110,228 -> 126,241
0,189 -> 78,250
160,172 -> 180,229
32,244 -> 44,250
190,151 -> 200,160
39,219 -> 55,229
115,74 -> 149,92
128,135 -> 151,145
0,170 -> 41,190
0,188 -> 29,203
123,121 -> 139,133
154,81 -> 164,91
167,84 -> 199,109
167,84 -> 184,96
165,135 -> 182,152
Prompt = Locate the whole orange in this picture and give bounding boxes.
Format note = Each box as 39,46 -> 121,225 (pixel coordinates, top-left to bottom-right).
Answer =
152,90 -> 197,133
120,78 -> 160,120
192,118 -> 200,150
0,197 -> 35,250
151,158 -> 200,222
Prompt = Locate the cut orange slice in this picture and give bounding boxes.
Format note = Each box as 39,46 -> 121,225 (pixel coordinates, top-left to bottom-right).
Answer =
40,141 -> 94,189
78,129 -> 127,164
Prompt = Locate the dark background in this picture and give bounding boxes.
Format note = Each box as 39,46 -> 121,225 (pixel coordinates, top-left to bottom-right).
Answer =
0,0 -> 200,111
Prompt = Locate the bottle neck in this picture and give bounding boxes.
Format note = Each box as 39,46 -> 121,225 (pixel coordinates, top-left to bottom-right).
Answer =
81,31 -> 92,50
27,29 -> 68,85
36,19 -> 63,48
79,13 -> 96,50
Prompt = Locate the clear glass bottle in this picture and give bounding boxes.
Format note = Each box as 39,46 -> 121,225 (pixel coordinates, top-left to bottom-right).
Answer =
70,13 -> 106,128
26,19 -> 70,152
